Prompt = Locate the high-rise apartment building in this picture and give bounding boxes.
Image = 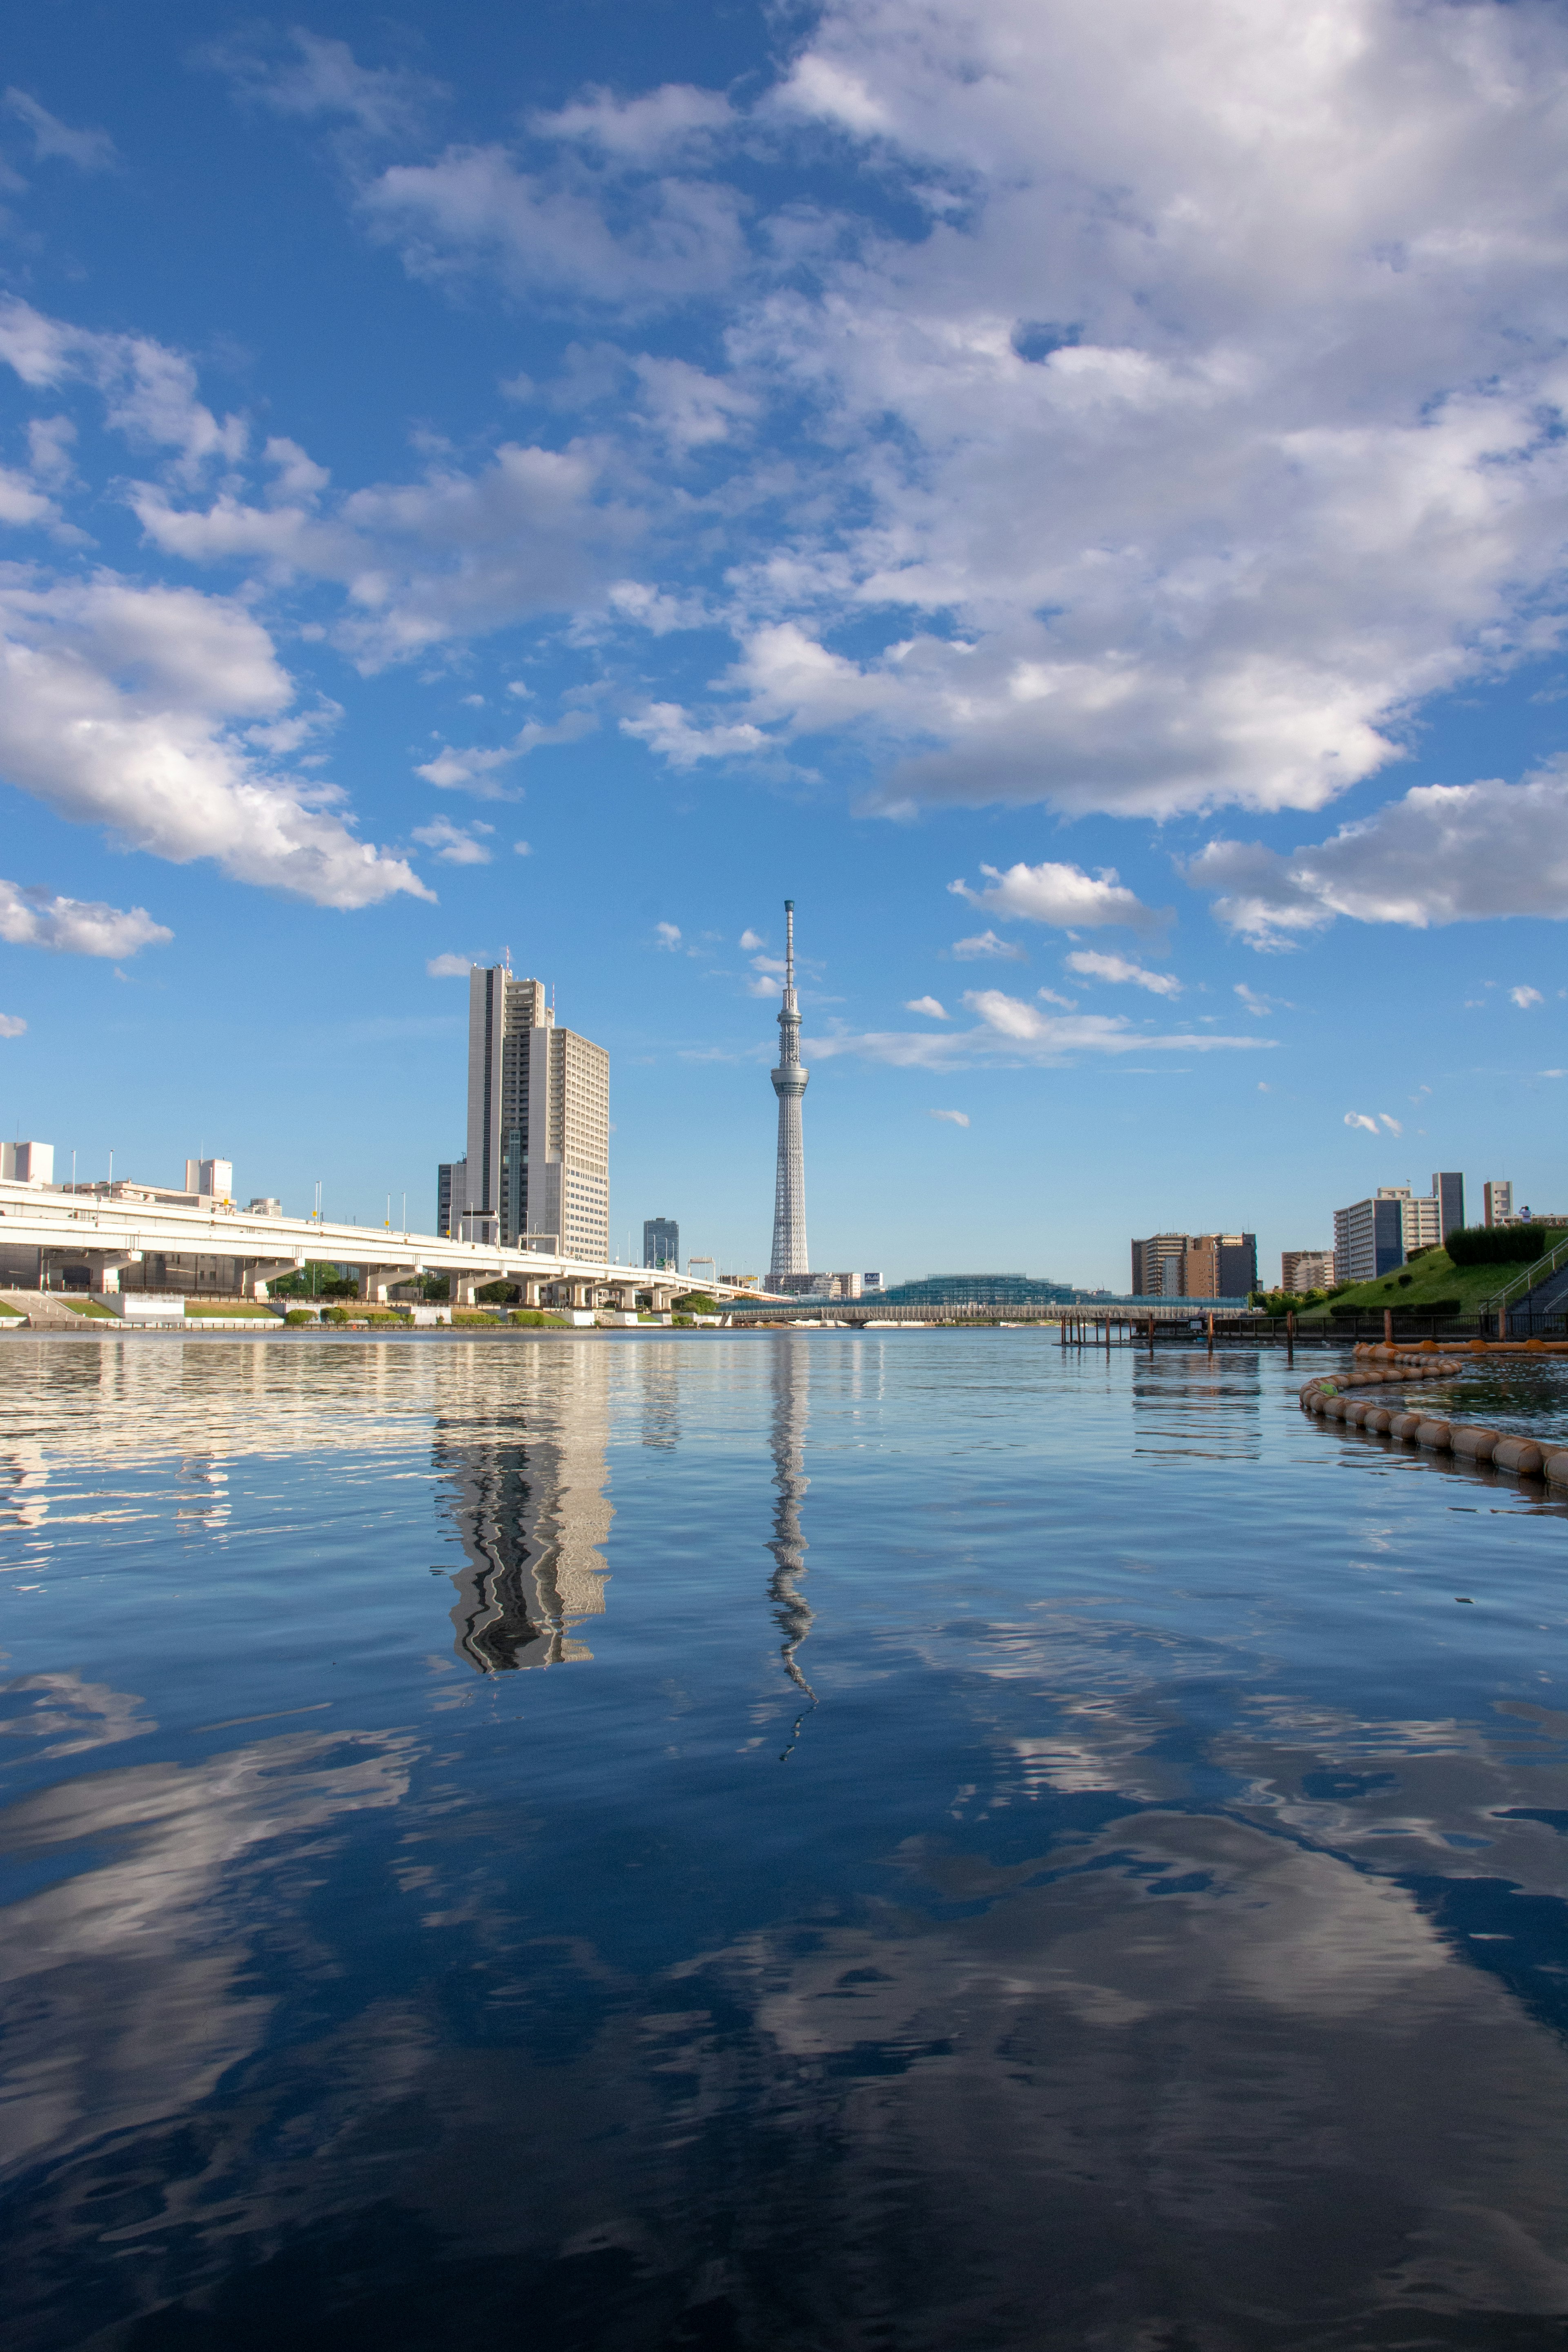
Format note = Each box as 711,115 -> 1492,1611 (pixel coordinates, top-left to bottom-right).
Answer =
184,1157 -> 232,1201
1333,1186 -> 1441,1284
1131,1232 -> 1257,1297
644,1217 -> 679,1271
460,965 -> 609,1260
1433,1172 -> 1465,1239
1281,1249 -> 1334,1292
1485,1179 -> 1513,1227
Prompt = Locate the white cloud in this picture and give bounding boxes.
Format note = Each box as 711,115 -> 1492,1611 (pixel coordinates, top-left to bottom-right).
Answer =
1189,768 -> 1568,947
513,839 -> 532,856
0,880 -> 171,957
620,702 -> 767,766
633,355 -> 758,450
1036,987 -> 1078,1008
411,816 -> 493,866
808,989 -> 1272,1067
1345,1112 -> 1380,1134
0,1013 -> 24,1038
208,30 -> 445,143
1235,982 -> 1289,1016
0,577 -> 427,908
739,927 -> 764,950
362,143 -> 748,305
426,952 -> 470,978
416,709 -> 597,794
531,82 -> 735,162
0,296 -> 244,474
928,1107 -> 969,1125
655,921 -> 682,949
1511,985 -> 1544,1009
1379,1112 -> 1402,1134
1065,949 -> 1181,997
950,862 -> 1162,933
950,929 -> 1026,962
4,89 -> 116,172
906,995 -> 949,1017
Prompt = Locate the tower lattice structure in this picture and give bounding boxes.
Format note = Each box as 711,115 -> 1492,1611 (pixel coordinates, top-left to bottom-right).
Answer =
769,899 -> 810,1281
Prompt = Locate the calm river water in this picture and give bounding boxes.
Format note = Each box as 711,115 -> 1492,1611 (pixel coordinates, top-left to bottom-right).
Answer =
4,1329 -> 1568,2351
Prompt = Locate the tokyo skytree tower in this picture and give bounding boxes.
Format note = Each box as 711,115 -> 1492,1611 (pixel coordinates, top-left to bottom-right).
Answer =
769,899 -> 809,1281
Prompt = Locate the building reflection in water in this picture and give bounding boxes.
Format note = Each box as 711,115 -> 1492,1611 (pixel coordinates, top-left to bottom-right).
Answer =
766,1336 -> 816,1755
438,1350 -> 613,1673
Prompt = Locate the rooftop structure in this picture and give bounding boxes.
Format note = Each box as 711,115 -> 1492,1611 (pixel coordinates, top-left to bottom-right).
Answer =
769,900 -> 809,1282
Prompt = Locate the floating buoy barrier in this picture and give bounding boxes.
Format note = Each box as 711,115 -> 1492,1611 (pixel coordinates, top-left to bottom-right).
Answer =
1300,1345 -> 1568,1491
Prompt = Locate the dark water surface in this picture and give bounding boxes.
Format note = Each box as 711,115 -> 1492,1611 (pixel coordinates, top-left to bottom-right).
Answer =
4,1330 -> 1568,2352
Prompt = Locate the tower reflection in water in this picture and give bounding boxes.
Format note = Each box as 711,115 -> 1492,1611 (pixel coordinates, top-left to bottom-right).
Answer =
438,1349 -> 613,1672
767,1335 -> 816,1755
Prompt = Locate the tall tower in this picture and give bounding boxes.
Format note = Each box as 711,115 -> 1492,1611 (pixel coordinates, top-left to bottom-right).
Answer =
769,900 -> 810,1280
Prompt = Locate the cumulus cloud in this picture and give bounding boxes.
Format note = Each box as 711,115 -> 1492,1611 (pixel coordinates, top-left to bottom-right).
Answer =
1189,769 -> 1568,947
0,1012 -> 24,1038
0,881 -> 171,957
531,83 -> 734,161
655,921 -> 682,949
1345,1112 -> 1380,1134
0,296 -> 244,473
0,576 -> 428,907
950,862 -> 1162,933
739,927 -> 764,950
906,995 -> 949,1017
1511,985 -> 1544,1009
1065,950 -> 1181,997
950,929 -> 1026,962
410,816 -> 492,865
928,1107 -> 969,1125
809,989 -> 1272,1067
620,702 -> 768,765
426,952 -> 470,978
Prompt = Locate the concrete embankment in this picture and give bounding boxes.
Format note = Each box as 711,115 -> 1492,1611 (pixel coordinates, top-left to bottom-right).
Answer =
1300,1343 -> 1568,1490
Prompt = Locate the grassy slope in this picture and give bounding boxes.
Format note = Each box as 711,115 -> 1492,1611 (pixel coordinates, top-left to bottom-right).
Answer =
1296,1247 -> 1517,1323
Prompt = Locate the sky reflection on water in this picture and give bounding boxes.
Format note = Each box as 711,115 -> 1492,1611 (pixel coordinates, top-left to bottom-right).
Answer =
3,1331 -> 1568,2350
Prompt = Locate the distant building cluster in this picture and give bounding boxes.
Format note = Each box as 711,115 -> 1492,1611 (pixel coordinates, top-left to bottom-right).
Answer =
1129,1232 -> 1257,1300
1275,1171 -> 1563,1294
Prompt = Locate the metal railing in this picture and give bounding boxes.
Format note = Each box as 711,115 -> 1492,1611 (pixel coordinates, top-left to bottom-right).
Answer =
1479,1234 -> 1568,1318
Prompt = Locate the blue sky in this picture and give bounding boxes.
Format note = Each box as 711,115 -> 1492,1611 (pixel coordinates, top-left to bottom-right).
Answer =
0,0 -> 1565,1289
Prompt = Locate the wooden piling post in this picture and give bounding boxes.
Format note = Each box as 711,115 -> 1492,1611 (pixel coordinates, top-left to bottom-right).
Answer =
1384,1308 -> 1393,1345
1286,1308 -> 1295,1366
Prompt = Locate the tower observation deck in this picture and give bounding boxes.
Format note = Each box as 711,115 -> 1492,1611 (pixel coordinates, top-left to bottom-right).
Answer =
769,899 -> 809,1280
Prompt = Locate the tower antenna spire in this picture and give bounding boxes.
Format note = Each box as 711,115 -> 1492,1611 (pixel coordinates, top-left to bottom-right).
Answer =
768,898 -> 809,1284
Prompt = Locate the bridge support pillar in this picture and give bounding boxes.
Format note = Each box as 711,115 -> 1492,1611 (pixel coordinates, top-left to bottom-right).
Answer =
519,1278 -> 542,1308
357,1263 -> 420,1305
92,1252 -> 141,1295
247,1257 -> 305,1301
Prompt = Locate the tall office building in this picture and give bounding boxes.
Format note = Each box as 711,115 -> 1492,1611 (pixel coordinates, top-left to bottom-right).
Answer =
461,964 -> 609,1260
769,900 -> 809,1281
1485,1179 -> 1513,1227
644,1217 -> 679,1271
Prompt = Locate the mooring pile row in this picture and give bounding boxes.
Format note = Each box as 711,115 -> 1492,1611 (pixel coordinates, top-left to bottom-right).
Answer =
1300,1350 -> 1568,1485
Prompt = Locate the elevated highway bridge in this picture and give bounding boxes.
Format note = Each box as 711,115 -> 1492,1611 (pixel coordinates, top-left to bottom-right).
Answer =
0,1178 -> 780,1310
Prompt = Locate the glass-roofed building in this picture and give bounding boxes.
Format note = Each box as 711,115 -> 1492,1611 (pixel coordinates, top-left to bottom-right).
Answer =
874,1272 -> 1076,1308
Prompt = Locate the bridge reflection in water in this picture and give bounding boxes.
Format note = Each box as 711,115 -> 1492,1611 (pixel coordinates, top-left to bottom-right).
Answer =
439,1347 -> 613,1672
